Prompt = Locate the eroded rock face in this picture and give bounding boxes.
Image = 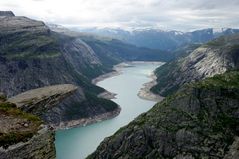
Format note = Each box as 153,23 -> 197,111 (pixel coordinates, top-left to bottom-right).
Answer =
8,84 -> 78,116
0,126 -> 55,159
88,72 -> 239,159
151,34 -> 239,96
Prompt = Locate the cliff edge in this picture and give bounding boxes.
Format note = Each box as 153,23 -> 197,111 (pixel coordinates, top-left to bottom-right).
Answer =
0,84 -> 77,159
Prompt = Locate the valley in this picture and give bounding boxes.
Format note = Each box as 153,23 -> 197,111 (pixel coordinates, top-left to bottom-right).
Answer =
55,62 -> 163,159
0,6 -> 239,159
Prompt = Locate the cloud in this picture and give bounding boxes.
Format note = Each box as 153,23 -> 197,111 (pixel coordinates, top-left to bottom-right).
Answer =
0,0 -> 238,31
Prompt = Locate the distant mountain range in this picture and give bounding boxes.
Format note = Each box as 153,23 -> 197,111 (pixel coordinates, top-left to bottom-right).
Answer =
73,27 -> 239,51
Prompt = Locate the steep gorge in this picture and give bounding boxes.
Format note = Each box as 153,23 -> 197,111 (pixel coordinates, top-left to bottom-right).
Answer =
88,71 -> 239,159
0,13 -> 120,128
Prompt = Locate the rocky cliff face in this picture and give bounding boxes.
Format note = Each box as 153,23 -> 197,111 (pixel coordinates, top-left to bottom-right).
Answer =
0,84 -> 77,159
8,84 -> 78,116
0,12 -> 120,128
0,126 -> 55,159
151,34 -> 239,96
88,71 -> 239,159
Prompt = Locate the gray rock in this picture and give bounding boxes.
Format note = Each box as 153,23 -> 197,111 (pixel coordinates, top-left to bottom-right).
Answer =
0,11 -> 15,17
88,72 -> 239,159
8,84 -> 78,116
152,33 -> 239,96
0,126 -> 55,159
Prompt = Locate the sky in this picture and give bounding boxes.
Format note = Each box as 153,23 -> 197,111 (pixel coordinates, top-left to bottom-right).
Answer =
0,0 -> 239,31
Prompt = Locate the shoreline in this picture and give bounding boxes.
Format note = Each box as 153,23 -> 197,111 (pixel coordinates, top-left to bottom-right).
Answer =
52,107 -> 121,130
137,62 -> 165,102
92,61 -> 165,100
92,62 -> 133,99
92,62 -> 133,84
55,61 -> 164,130
54,63 -> 125,130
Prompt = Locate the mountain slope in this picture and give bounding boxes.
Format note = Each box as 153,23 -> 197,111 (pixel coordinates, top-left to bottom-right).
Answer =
151,34 -> 239,96
49,24 -> 173,62
88,71 -> 239,159
82,38 -> 172,62
75,28 -> 216,51
0,13 -> 120,128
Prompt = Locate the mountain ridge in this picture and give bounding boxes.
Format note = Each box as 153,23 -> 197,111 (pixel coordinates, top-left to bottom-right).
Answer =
151,33 -> 239,96
75,27 -> 239,51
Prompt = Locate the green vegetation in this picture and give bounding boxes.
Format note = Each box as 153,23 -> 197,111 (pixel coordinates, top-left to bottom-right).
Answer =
0,31 -> 61,59
194,71 -> 239,89
65,91 -> 118,119
63,60 -> 105,95
0,132 -> 35,149
84,91 -> 118,112
205,36 -> 226,47
0,94 -> 6,102
0,102 -> 42,148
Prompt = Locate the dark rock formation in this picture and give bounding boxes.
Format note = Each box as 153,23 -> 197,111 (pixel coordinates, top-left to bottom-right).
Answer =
88,71 -> 239,159
0,11 -> 15,17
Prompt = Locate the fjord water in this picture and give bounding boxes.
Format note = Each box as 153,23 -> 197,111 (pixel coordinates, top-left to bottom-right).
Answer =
55,62 -> 162,159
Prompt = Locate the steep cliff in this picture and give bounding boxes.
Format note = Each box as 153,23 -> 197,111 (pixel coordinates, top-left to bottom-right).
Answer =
88,71 -> 239,159
151,34 -> 239,96
0,84 -> 77,159
0,12 -> 120,128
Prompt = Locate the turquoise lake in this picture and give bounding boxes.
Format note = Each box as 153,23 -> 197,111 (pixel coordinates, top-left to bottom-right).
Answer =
55,62 -> 163,159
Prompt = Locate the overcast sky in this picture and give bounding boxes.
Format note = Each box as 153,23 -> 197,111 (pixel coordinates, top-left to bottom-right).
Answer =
0,0 -> 239,31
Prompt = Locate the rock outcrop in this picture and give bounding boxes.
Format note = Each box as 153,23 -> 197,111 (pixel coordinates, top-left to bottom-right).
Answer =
0,11 -> 15,17
8,84 -> 78,116
0,84 -> 77,159
0,126 -> 55,159
88,71 -> 239,159
151,33 -> 239,96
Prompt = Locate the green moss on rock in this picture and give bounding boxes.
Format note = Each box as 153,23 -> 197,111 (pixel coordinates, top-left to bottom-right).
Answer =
0,101 -> 42,148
